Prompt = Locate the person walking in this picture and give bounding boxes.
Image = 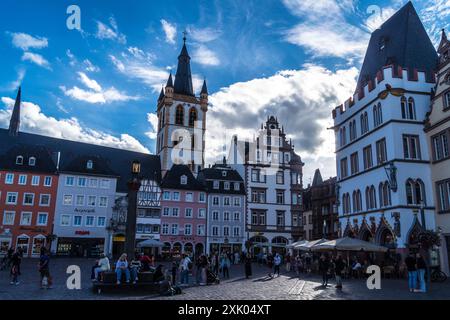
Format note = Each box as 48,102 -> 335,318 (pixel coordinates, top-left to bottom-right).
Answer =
200,255 -> 208,285
404,253 -> 417,292
180,254 -> 191,286
10,249 -> 21,285
221,253 -> 231,279
416,253 -> 427,293
285,253 -> 291,272
244,253 -> 252,279
38,248 -> 52,289
334,254 -> 346,289
319,255 -> 330,287
171,260 -> 179,285
267,253 -> 274,278
212,252 -> 219,275
274,253 -> 282,277
115,253 -> 130,285
305,253 -> 312,275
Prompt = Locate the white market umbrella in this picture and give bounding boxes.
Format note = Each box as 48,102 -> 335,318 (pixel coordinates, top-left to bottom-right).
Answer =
295,238 -> 329,251
311,237 -> 388,253
136,239 -> 164,248
286,240 -> 308,249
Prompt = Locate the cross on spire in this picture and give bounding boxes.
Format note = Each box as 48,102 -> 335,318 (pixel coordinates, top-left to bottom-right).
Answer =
182,30 -> 188,43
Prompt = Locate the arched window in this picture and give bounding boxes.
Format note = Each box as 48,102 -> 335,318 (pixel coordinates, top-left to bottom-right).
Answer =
379,182 -> 391,207
188,107 -> 197,127
353,190 -> 362,213
161,108 -> 165,127
401,96 -> 407,119
343,193 -> 351,214
16,156 -> 23,165
360,112 -> 369,135
365,186 -> 376,210
175,105 -> 184,125
28,157 -> 36,166
373,103 -> 383,127
406,179 -> 426,205
407,98 -> 416,120
349,120 -> 357,141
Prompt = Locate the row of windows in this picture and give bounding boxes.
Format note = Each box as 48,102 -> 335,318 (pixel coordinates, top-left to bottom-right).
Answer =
255,150 -> 291,165
136,224 -> 159,234
211,211 -> 241,222
211,196 -> 242,207
341,179 -> 425,214
3,173 -> 52,187
175,105 -> 198,127
251,189 -> 285,204
62,194 -> 109,207
161,223 -> 205,236
60,215 -> 106,227
162,207 -> 206,218
162,191 -> 206,202
339,97 -> 417,148
343,139 -> 387,177
2,211 -> 48,226
251,210 -> 286,227
212,180 -> 241,191
211,225 -> 241,237
64,176 -> 111,189
4,192 -> 51,207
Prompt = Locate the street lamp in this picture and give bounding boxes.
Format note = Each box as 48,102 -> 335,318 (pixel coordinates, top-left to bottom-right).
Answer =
125,160 -> 142,258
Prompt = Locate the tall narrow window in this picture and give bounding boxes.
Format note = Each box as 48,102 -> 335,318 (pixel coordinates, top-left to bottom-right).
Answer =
175,105 -> 184,125
189,107 -> 197,127
401,96 -> 407,119
407,98 -> 416,120
376,138 -> 387,164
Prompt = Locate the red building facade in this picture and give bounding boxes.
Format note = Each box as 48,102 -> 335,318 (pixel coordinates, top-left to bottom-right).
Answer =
0,145 -> 58,257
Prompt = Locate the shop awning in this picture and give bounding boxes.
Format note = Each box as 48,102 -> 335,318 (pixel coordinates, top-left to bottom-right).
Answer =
311,237 -> 388,253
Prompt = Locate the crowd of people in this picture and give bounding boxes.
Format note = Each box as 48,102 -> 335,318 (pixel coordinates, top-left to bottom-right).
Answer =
0,246 -> 433,294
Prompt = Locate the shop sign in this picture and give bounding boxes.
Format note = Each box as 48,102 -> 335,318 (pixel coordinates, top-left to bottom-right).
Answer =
75,230 -> 90,235
74,208 -> 95,214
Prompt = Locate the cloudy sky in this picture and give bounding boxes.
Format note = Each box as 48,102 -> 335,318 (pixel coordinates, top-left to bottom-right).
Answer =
0,0 -> 448,184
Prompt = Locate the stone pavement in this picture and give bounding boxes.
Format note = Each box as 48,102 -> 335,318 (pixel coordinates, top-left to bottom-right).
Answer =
1,258 -> 449,300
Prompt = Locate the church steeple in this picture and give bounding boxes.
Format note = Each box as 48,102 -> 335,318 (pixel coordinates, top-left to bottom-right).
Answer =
8,87 -> 21,137
174,34 -> 194,97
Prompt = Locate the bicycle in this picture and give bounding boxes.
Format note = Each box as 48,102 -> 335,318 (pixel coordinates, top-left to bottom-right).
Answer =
430,267 -> 447,283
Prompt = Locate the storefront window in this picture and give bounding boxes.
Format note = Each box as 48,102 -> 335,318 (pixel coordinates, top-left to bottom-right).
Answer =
17,237 -> 29,255
32,237 -> 46,255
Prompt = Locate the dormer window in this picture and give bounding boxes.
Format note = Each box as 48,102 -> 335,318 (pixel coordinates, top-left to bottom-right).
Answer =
180,175 -> 187,185
213,181 -> 220,189
222,171 -> 227,177
28,157 -> 36,166
87,160 -> 93,170
224,182 -> 230,190
16,156 -> 23,165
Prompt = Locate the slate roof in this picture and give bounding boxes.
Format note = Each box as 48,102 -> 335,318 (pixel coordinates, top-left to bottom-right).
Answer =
312,169 -> 323,186
174,42 -> 194,97
60,155 -> 117,177
0,143 -> 57,174
161,164 -> 205,191
0,129 -> 161,192
356,1 -> 438,90
197,164 -> 246,195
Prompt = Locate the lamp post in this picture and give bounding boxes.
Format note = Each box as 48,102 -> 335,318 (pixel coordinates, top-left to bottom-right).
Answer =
125,160 -> 142,258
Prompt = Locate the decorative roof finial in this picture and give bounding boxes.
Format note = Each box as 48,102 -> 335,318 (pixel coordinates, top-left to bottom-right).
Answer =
182,30 -> 187,44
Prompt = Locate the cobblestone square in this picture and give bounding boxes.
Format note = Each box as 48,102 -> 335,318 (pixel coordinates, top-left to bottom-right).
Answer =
1,258 -> 449,300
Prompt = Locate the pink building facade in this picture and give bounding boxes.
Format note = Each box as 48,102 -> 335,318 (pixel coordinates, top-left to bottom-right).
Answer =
160,165 -> 207,257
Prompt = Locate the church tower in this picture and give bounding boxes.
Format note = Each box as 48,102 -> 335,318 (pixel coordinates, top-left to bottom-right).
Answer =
156,35 -> 208,177
8,87 -> 21,137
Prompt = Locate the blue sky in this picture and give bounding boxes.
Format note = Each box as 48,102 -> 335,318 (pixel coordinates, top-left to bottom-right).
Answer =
0,0 -> 448,183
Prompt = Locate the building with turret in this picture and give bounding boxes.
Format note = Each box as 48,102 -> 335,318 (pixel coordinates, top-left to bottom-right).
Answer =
156,36 -> 208,177
332,2 -> 438,257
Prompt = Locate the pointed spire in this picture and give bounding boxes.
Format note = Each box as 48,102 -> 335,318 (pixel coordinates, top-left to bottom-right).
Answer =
201,79 -> 208,95
166,72 -> 174,88
438,28 -> 450,54
158,87 -> 165,101
8,87 -> 21,137
312,169 -> 323,186
174,34 -> 194,96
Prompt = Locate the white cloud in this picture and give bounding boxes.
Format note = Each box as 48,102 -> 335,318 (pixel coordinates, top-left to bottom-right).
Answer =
6,69 -> 26,91
206,64 -> 359,181
365,7 -> 396,32
84,59 -> 100,72
78,72 -> 102,92
0,97 -> 149,153
21,52 -> 51,69
96,17 -> 127,44
192,45 -> 220,66
10,32 -> 48,50
187,27 -> 222,43
145,113 -> 159,139
60,72 -> 139,104
282,0 -> 369,60
160,19 -> 177,44
66,49 -> 77,66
